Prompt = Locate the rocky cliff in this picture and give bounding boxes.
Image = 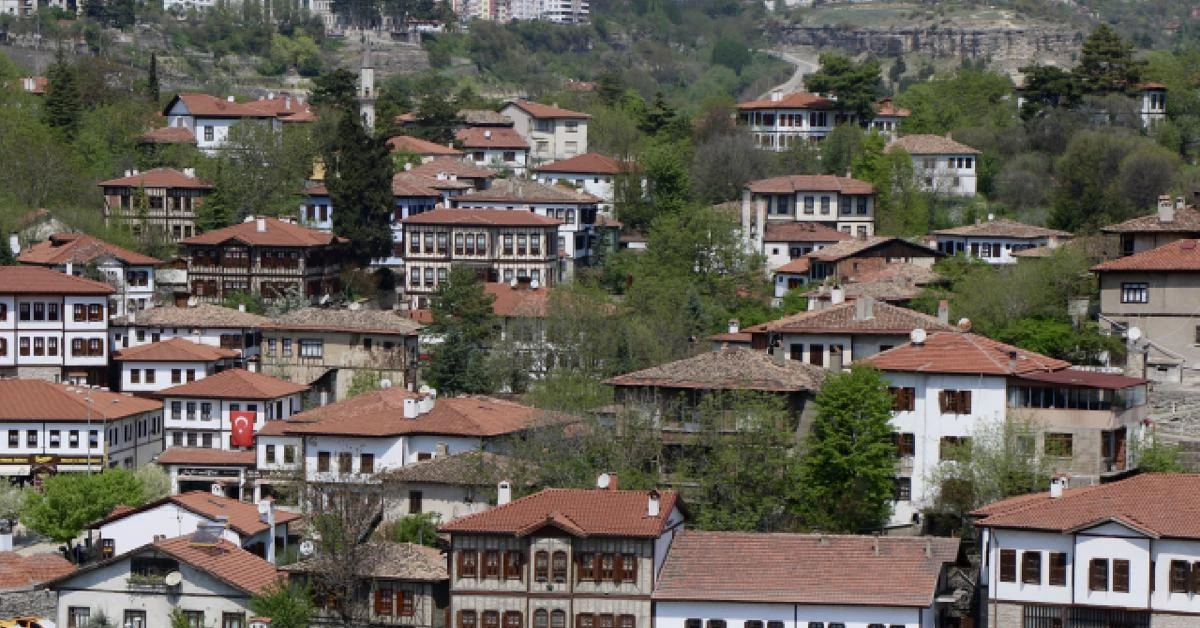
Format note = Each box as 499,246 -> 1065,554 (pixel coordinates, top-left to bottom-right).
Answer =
774,24 -> 1082,63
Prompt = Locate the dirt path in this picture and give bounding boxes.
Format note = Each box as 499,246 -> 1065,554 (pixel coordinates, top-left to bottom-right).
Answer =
759,47 -> 819,99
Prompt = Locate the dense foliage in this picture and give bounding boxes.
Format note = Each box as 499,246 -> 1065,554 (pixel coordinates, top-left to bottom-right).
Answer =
21,469 -> 146,542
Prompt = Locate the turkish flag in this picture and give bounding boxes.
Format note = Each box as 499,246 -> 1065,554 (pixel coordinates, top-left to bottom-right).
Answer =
230,410 -> 256,449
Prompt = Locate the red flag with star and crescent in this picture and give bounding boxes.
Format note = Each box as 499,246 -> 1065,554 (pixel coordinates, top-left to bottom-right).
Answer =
230,410 -> 255,448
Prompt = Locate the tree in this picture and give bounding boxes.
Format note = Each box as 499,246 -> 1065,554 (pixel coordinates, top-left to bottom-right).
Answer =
0,481 -> 24,525
381,512 -> 441,546
250,580 -> 315,628
1131,428 -> 1185,473
310,68 -> 358,112
135,464 -> 171,501
690,133 -> 773,204
302,484 -> 385,623
21,470 -> 145,542
711,37 -> 751,75
324,110 -> 394,266
1018,65 -> 1083,119
1050,130 -> 1150,231
820,124 -> 866,175
223,290 -> 266,314
895,69 -> 1015,135
427,265 -> 498,395
198,122 -> 317,226
925,418 -> 1050,522
43,50 -> 82,140
346,369 -> 383,397
413,91 -> 460,144
145,52 -> 160,105
1075,25 -> 1142,95
799,365 -> 897,533
804,54 -> 883,123
169,609 -> 193,628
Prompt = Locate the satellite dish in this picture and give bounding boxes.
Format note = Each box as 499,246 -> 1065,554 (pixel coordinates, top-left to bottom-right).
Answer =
596,473 -> 611,489
164,571 -> 183,587
299,540 -> 315,556
910,328 -> 927,345
379,378 -> 393,389
957,318 -> 972,332
530,279 -> 540,290
1127,327 -> 1143,342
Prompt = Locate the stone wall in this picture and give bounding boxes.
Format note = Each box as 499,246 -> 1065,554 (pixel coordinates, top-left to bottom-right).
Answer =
774,25 -> 1082,63
0,589 -> 57,621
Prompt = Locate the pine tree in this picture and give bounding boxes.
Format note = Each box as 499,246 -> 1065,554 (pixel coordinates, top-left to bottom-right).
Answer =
43,50 -> 82,140
324,109 -> 394,266
146,52 -> 160,105
427,266 -> 497,396
1075,24 -> 1143,95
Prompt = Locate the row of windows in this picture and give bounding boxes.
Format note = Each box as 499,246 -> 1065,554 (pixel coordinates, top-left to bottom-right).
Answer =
132,367 -> 197,385
7,429 -> 100,449
171,431 -> 222,448
1000,551 -> 1130,592
170,401 -> 263,421
765,195 -> 870,216
1121,282 -> 1148,304
457,550 -> 637,583
0,302 -> 104,323
459,611 -> 632,628
263,444 -> 298,464
68,607 -> 245,628
373,586 -> 416,616
316,451 -> 375,474
920,157 -> 974,170
744,111 -> 830,128
887,432 -> 1075,461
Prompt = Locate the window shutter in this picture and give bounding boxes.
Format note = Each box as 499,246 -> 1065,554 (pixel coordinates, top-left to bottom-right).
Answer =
625,553 -> 638,583
375,588 -> 391,615
576,615 -> 586,628
457,551 -> 464,578
938,391 -> 949,413
613,554 -> 623,583
458,611 -> 464,628
396,590 -> 411,616
959,390 -> 972,414
1191,562 -> 1200,593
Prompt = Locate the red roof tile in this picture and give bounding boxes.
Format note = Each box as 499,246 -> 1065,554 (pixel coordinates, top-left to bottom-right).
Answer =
652,531 -> 958,607
864,331 -> 1071,376
763,222 -> 853,243
1016,369 -> 1146,390
931,218 -> 1071,239
114,338 -> 238,362
410,157 -> 497,181
154,536 -> 282,594
0,551 -> 75,591
455,179 -> 601,205
98,167 -> 213,190
874,97 -> 911,117
746,174 -> 875,195
158,368 -> 309,400
1092,238 -> 1200,272
604,346 -> 826,392
535,153 -> 624,175
138,126 -> 198,144
775,258 -> 811,274
167,93 -> 279,119
746,301 -> 954,335
156,447 -> 257,467
440,488 -> 679,537
0,265 -> 116,295
20,76 -> 48,95
972,473 -> 1200,539
456,126 -> 530,150
401,208 -> 560,227
19,232 -> 162,266
737,92 -> 836,111
887,134 -> 981,155
0,380 -> 159,421
483,283 -> 548,318
504,100 -> 590,119
96,491 -> 298,537
1101,206 -> 1200,234
388,135 -> 463,156
180,217 -> 345,248
806,236 -> 941,262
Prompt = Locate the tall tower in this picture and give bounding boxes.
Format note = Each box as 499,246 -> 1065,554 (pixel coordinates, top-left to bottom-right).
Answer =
358,45 -> 377,132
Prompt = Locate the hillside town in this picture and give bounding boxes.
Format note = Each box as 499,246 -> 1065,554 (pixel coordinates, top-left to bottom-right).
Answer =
6,0 -> 1200,626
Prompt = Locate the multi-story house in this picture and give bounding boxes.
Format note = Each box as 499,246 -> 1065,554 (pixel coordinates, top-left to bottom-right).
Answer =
539,0 -> 588,23
160,368 -> 308,452
485,281 -> 550,378
380,451 -> 525,523
113,338 -> 238,394
17,232 -> 162,318
864,331 -> 1149,528
440,485 -> 684,628
868,97 -> 911,138
0,265 -> 114,385
179,217 -> 347,304
456,127 -> 531,175
155,447 -> 258,498
410,157 -> 497,193
500,100 -> 590,164
389,134 -> 465,162
928,217 -> 1073,264
47,535 -> 280,628
451,179 -> 601,278
740,175 -> 877,257
654,531 -> 961,628
1092,237 -> 1200,383
801,263 -> 939,309
887,135 -> 982,197
161,92 -> 313,154
0,379 -> 162,480
801,237 -> 942,285
736,92 -> 909,150
109,303 -> 268,364
400,208 -> 561,309
1102,195 -> 1200,257
760,222 -> 851,276
533,153 -> 627,211
1140,81 -> 1167,129
260,307 -> 422,401
973,473 -> 1200,628
98,168 -> 213,242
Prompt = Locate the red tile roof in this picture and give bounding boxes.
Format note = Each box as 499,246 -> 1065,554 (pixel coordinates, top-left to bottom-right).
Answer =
0,551 -> 75,591
737,92 -> 836,111
20,76 -> 48,95
440,488 -> 679,537
1101,206 -> 1200,234
746,174 -> 875,195
456,126 -> 530,150
746,301 -> 953,335
180,217 -> 345,248
401,208 -> 561,227
1015,369 -> 1146,390
156,447 -> 257,467
535,153 -> 624,175
932,218 -> 1071,239
603,346 -> 826,392
652,531 -> 958,607
18,232 -> 162,266
455,179 -> 601,205
98,167 -> 213,190
138,126 -> 198,144
971,473 -> 1200,539
410,157 -> 497,181
887,134 -> 981,155
0,265 -> 117,295
874,97 -> 911,117
805,236 -> 941,263
504,100 -> 590,119
389,172 -> 441,198
763,222 -> 853,243
775,258 -> 811,274
864,331 -> 1071,376
0,380 -> 160,421
263,389 -> 569,438
243,95 -> 315,122
167,93 -> 279,119
1092,238 -> 1200,272
483,283 -> 548,318
153,536 -> 281,594
158,368 -> 309,400
96,491 -> 298,537
388,135 -> 464,156
114,338 -> 239,362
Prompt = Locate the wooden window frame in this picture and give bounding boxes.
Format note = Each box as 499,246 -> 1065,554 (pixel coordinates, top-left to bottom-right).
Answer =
620,552 -> 637,583
1089,558 -> 1109,592
460,611 -> 478,628
1049,552 -> 1067,586
504,550 -> 523,580
552,550 -> 568,582
999,549 -> 1016,582
534,550 -> 549,582
399,589 -> 414,616
375,585 -> 393,615
483,550 -> 501,578
458,549 -> 478,578
1022,551 -> 1042,585
1113,559 -> 1130,593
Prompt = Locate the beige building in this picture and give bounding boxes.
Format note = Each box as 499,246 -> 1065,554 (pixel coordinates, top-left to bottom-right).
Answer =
740,175 -> 878,260
260,308 -> 422,401
1102,195 -> 1200,257
98,168 -> 213,242
500,101 -> 590,165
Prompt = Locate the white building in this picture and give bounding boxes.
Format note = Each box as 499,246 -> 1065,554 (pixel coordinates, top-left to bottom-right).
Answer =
456,127 -> 530,175
886,135 -> 982,197
109,302 -> 269,363
1139,82 -> 1167,129
160,368 -> 308,452
500,100 -> 590,165
0,265 -> 115,386
113,338 -> 238,394
653,531 -> 961,628
533,153 -> 627,211
47,535 -> 280,628
0,379 -> 162,481
759,222 -> 851,275
17,232 -> 162,318
161,93 -> 313,155
973,473 -> 1200,628
741,175 -> 878,258
379,450 -> 523,524
928,217 -> 1073,264
736,93 -> 909,151
156,447 -> 259,500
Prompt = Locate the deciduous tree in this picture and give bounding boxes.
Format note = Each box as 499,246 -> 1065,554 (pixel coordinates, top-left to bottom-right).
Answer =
250,580 -> 315,628
21,470 -> 146,542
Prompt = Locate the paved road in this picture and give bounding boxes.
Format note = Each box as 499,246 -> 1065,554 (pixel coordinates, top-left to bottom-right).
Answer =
759,48 -> 819,99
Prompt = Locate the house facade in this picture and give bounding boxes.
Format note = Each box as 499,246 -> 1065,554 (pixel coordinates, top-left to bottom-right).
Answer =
1102,195 -> 1200,257
379,451 -> 522,524
653,531 -> 960,628
389,134 -> 466,162
736,93 -> 908,150
0,265 -> 115,385
17,232 -> 162,317
156,447 -> 258,499
740,175 -> 877,257
109,303 -> 268,363
886,135 -> 982,197
802,237 -> 941,284
98,168 -> 213,242
973,473 -> 1200,628
456,127 -> 531,175
440,486 -> 684,628
929,217 -> 1073,264
500,101 -> 590,164
760,222 -> 851,275
533,153 -> 626,210
159,368 -> 308,452
161,92 -> 312,154
113,338 -> 238,394
179,216 -> 346,305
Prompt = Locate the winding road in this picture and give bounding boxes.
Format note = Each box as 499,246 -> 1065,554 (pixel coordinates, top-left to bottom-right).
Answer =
758,48 -> 820,99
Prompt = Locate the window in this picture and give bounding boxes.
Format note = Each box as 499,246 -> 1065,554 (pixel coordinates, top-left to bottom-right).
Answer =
33,302 -> 44,321
809,344 -> 824,367
19,303 -> 29,321
706,622 -> 726,628
938,390 -> 972,414
504,612 -> 523,628
1169,560 -> 1189,593
6,430 -> 15,448
459,550 -> 478,578
1120,282 -> 1149,304
361,453 -> 374,474
1000,549 -> 1017,582
1089,558 -> 1109,591
220,613 -> 245,628
265,445 -> 276,464
484,550 -> 501,578
505,550 -> 523,579
601,553 -> 615,580
1022,551 -> 1042,585
940,436 -> 971,461
684,621 -> 700,628
620,553 -> 637,582
400,590 -> 414,616
68,607 -> 90,628
317,451 -> 330,472
300,339 -> 323,358
598,616 -> 614,628
338,452 -> 352,473
282,339 -> 293,357
536,611 -> 550,628
820,197 -> 830,214
130,369 -> 141,384
460,611 -> 478,628
201,433 -> 212,448
186,369 -> 196,382
535,550 -> 549,581
182,611 -> 204,628
1113,559 -> 1130,593
889,387 -> 916,412
893,477 -> 912,501
375,584 -> 394,615
123,611 -> 147,628
203,126 -> 214,142
1049,552 -> 1067,586
552,550 -> 568,582
484,611 -> 500,628
48,303 -> 59,321
88,304 -> 102,322
578,552 -> 595,580
145,369 -> 155,383
26,430 -> 36,447
892,432 -> 916,456
18,338 -> 28,356
171,369 -> 182,384
1045,433 -> 1073,457
284,446 -> 296,464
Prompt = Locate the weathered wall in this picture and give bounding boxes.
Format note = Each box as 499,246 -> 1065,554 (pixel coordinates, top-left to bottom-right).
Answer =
774,25 -> 1082,62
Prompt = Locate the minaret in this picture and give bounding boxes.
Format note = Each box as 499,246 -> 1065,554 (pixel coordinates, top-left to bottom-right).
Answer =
358,45 -> 377,132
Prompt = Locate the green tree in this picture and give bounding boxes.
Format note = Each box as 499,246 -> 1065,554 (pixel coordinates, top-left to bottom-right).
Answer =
223,290 -> 266,314
413,90 -> 461,144
198,122 -> 316,225
895,69 -> 1015,135
324,110 -> 394,266
1018,65 -> 1083,119
711,37 -> 751,75
1075,25 -> 1142,95
145,52 -> 160,105
43,50 -> 83,140
135,464 -> 171,501
250,580 -> 315,628
925,418 -> 1050,523
310,68 -> 358,111
821,124 -> 866,175
382,512 -> 441,547
1049,130 -> 1150,231
0,480 -> 24,523
347,369 -> 382,397
1131,429 -> 1185,473
21,470 -> 145,542
799,365 -> 896,533
427,265 -> 498,395
804,54 -> 883,123
169,609 -> 193,628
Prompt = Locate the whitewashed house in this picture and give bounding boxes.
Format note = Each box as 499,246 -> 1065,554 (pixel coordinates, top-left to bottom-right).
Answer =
1139,82 -> 1167,129
380,451 -> 528,524
156,447 -> 259,500
740,175 -> 878,256
109,303 -> 269,363
973,473 -> 1200,628
928,217 -> 1073,264
159,368 -> 308,452
500,100 -> 590,164
736,92 -> 909,150
17,232 -> 162,318
653,531 -> 960,628
886,135 -> 981,197
456,127 -> 530,175
533,153 -> 628,210
161,93 -> 313,155
113,338 -> 238,394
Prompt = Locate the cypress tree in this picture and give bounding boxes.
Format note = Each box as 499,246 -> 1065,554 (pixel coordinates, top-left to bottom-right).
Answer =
324,109 -> 394,266
146,52 -> 161,105
43,50 -> 82,140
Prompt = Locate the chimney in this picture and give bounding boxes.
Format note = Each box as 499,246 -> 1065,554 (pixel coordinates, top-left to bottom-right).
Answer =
1176,196 -> 1185,212
484,130 -> 492,140
256,217 -> 266,232
124,169 -> 132,177
854,295 -> 875,321
65,261 -> 73,276
1159,195 -> 1174,223
285,96 -> 291,110
497,480 -> 512,506
647,489 -> 661,517
404,162 -> 413,172
227,95 -> 235,102
1049,476 -> 1067,498
8,233 -> 18,256
830,286 -> 845,305
925,539 -> 933,558
403,397 -> 419,418
770,90 -> 783,102
937,300 -> 949,325
183,167 -> 196,178
727,319 -> 740,334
